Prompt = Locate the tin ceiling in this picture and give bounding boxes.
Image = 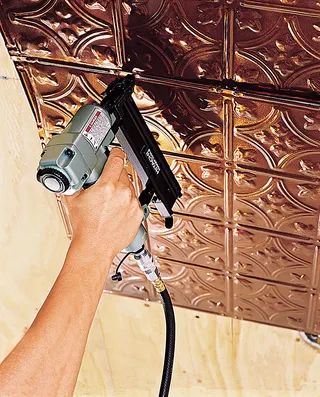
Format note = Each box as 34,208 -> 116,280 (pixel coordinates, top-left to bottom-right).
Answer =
1,0 -> 320,333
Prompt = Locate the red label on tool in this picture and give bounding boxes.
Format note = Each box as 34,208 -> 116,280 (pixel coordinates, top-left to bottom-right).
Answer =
85,111 -> 101,133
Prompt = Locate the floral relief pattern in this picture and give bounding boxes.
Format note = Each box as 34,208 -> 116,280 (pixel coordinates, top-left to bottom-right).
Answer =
1,0 -> 117,67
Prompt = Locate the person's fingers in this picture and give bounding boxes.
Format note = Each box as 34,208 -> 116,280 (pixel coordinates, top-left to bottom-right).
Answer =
118,167 -> 131,187
96,148 -> 125,185
119,168 -> 137,198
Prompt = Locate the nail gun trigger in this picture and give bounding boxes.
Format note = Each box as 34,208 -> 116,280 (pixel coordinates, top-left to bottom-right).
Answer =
103,146 -> 110,157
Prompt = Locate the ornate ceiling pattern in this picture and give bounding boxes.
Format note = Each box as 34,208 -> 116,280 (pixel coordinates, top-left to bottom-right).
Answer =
1,0 -> 320,332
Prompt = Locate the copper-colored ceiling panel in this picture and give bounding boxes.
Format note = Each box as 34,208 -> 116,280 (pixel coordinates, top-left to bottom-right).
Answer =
122,0 -> 223,79
171,160 -> 224,219
156,258 -> 228,315
0,0 -> 121,68
2,0 -> 320,333
234,103 -> 320,175
235,2 -> 320,92
233,274 -> 310,330
148,213 -> 225,271
123,78 -> 224,156
234,229 -> 316,287
233,171 -> 320,239
16,62 -> 116,140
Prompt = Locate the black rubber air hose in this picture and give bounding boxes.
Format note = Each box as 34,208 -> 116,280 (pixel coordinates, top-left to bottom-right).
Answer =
159,288 -> 175,397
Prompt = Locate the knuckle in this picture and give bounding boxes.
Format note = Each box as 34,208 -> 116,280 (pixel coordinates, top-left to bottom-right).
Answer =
103,181 -> 116,195
121,185 -> 133,201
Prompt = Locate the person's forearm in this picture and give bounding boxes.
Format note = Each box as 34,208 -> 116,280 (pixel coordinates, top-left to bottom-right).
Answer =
0,238 -> 113,397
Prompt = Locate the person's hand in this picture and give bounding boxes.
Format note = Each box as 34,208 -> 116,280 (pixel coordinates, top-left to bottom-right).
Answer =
61,148 -> 143,260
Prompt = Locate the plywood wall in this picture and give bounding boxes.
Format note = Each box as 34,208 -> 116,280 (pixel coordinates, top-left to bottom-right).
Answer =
1,35 -> 320,397
0,34 -> 70,359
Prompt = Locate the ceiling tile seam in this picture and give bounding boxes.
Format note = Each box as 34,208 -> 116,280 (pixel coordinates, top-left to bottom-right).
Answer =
235,222 -> 315,243
149,207 -> 317,244
15,65 -> 42,128
222,2 -> 234,80
225,228 -> 234,273
155,255 -> 312,290
224,169 -> 233,221
137,75 -> 320,110
149,207 -> 224,224
317,211 -> 320,241
235,272 -> 310,291
306,292 -> 317,331
235,163 -> 320,185
310,246 -> 319,291
113,145 -> 320,185
13,51 -> 319,108
241,0 -> 320,18
155,255 -> 223,273
10,57 -> 320,111
230,89 -> 320,111
11,56 -> 122,74
223,98 -> 234,161
111,0 -> 125,68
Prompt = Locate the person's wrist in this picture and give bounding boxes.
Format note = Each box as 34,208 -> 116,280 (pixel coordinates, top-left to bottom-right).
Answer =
68,234 -> 115,268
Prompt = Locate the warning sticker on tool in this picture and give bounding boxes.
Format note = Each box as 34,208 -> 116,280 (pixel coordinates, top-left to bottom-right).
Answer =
82,109 -> 111,151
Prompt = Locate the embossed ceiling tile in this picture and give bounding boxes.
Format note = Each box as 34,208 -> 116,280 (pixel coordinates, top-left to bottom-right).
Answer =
148,213 -> 226,271
233,170 -> 320,238
171,159 -> 224,218
234,227 -> 316,287
156,257 -> 228,315
234,5 -> 320,92
16,62 -> 116,140
16,62 -> 223,154
105,255 -> 158,301
280,178 -> 320,213
0,0 -> 119,68
233,275 -> 310,330
284,107 -> 320,149
233,98 -> 320,175
16,63 -> 226,155
122,0 -> 223,79
135,79 -> 223,156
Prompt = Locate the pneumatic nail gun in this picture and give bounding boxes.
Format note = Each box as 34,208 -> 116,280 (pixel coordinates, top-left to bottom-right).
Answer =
36,74 -> 181,396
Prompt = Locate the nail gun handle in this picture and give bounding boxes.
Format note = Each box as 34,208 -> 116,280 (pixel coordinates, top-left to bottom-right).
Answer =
122,224 -> 147,253
122,204 -> 149,253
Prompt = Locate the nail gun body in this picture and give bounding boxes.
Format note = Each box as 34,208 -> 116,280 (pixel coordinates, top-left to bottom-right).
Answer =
37,75 -> 181,252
